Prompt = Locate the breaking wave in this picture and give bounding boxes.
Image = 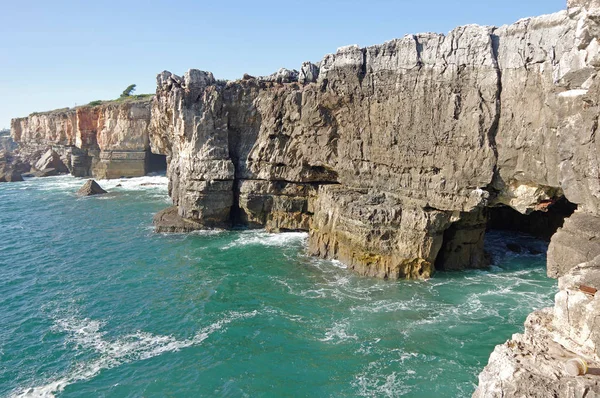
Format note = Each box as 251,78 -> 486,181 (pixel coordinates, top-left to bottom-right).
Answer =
221,230 -> 307,250
13,310 -> 257,398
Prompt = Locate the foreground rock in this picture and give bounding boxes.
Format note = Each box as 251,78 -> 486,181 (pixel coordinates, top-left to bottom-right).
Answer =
77,180 -> 107,196
153,206 -> 204,233
474,257 -> 600,397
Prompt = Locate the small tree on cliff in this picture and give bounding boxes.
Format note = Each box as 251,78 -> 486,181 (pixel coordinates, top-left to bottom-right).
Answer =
120,84 -> 136,98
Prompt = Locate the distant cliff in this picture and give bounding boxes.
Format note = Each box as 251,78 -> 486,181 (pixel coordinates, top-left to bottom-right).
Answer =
11,98 -> 155,178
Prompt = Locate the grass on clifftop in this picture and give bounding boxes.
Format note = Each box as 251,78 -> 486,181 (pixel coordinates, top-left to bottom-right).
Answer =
87,93 -> 154,107
28,94 -> 154,117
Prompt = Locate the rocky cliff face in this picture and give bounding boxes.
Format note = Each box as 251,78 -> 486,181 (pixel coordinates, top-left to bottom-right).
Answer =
149,1 -> 600,281
474,256 -> 600,397
11,99 -> 154,178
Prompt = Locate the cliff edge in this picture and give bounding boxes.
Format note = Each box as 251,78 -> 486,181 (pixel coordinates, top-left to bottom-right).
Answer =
149,0 -> 600,281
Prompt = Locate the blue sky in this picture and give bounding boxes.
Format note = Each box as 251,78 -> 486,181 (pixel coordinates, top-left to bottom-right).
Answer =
0,0 -> 565,129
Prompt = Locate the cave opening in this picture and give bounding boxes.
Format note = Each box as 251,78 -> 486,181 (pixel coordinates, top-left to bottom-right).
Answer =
434,197 -> 578,272
146,152 -> 167,174
487,197 -> 577,241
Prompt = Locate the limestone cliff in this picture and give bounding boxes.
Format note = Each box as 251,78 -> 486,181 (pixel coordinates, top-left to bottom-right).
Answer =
11,98 -> 154,178
149,1 -> 600,281
474,256 -> 600,397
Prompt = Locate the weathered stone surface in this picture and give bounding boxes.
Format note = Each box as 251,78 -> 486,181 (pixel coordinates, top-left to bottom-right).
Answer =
473,309 -> 600,398
548,212 -> 600,278
568,0 -> 600,9
76,179 -> 107,196
0,165 -> 23,182
298,62 -> 319,84
474,257 -> 600,397
34,149 -> 69,174
11,99 -> 154,179
153,206 -> 204,233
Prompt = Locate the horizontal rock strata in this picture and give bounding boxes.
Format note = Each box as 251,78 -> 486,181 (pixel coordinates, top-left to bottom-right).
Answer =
10,99 -> 155,179
147,0 -> 600,282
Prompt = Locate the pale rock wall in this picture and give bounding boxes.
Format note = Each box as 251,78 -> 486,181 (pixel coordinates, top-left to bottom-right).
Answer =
150,3 -> 600,279
474,257 -> 600,397
11,99 -> 153,178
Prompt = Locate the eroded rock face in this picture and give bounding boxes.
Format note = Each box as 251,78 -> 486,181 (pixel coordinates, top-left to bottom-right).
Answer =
11,99 -> 153,179
34,149 -> 69,174
474,257 -> 600,397
0,165 -> 23,182
149,1 -> 600,280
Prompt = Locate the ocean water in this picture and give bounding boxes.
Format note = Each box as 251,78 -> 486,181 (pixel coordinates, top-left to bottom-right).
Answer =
0,175 -> 557,398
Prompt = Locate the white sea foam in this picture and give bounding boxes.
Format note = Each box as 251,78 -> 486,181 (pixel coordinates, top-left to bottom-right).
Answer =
25,174 -> 168,194
12,310 -> 257,398
222,230 -> 307,250
320,321 -> 358,343
95,174 -> 168,191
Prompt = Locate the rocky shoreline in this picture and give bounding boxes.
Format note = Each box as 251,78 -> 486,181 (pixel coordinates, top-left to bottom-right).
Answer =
6,0 -> 600,395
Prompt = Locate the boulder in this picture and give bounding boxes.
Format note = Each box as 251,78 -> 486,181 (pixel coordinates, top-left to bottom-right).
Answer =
77,179 -> 107,196
34,149 -> 69,174
153,206 -> 204,233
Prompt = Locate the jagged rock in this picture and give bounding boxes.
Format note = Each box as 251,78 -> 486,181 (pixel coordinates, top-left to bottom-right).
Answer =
298,62 -> 319,84
474,256 -> 600,397
547,212 -> 600,278
76,179 -> 107,196
568,0 -> 600,9
258,68 -> 299,83
34,149 -> 69,174
153,206 -> 204,233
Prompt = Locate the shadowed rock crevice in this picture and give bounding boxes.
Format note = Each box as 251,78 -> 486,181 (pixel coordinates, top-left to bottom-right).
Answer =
488,197 -> 578,241
146,153 -> 167,173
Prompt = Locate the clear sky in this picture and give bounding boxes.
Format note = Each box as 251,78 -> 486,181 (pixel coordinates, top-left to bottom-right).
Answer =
0,0 -> 565,129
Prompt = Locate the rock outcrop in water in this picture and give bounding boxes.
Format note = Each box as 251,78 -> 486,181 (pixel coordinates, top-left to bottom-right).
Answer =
76,179 -> 107,196
10,98 -> 155,179
147,0 -> 600,280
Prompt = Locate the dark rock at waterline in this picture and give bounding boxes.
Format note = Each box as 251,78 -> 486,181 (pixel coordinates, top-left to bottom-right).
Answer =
32,168 -> 58,177
0,165 -> 23,182
77,180 -> 107,196
153,206 -> 204,233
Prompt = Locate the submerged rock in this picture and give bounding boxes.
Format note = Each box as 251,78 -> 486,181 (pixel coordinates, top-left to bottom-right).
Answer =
77,180 -> 107,196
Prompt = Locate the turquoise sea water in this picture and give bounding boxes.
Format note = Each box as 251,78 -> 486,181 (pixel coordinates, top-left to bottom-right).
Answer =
0,175 -> 557,397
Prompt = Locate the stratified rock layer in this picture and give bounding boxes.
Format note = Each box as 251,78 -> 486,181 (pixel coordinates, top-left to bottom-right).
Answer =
11,99 -> 154,179
147,1 -> 600,280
